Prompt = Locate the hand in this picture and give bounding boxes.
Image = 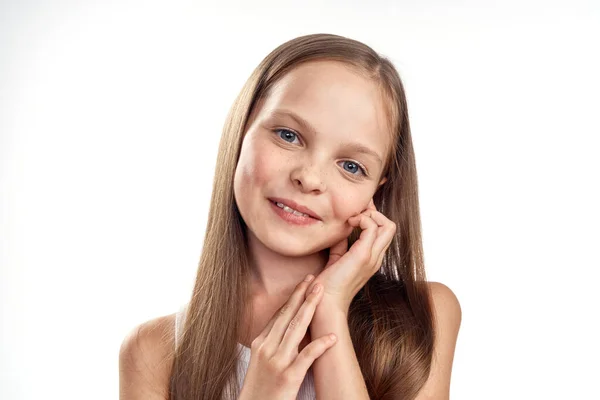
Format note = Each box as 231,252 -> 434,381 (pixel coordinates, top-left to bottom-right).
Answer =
238,275 -> 338,400
306,199 -> 396,313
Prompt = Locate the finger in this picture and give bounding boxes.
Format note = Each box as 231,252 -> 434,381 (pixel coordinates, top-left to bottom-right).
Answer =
324,237 -> 348,269
289,333 -> 337,377
362,209 -> 388,227
346,213 -> 378,260
373,239 -> 393,273
348,211 -> 394,270
349,212 -> 378,246
255,275 -> 314,351
265,280 -> 322,354
278,283 -> 324,359
371,223 -> 395,259
364,211 -> 396,259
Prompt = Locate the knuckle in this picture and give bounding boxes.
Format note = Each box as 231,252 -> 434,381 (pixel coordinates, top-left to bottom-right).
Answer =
278,304 -> 290,316
308,284 -> 321,296
251,340 -> 272,361
250,337 -> 262,350
288,316 -> 301,329
269,356 -> 287,373
297,279 -> 310,289
310,289 -> 322,301
255,350 -> 270,363
253,344 -> 267,359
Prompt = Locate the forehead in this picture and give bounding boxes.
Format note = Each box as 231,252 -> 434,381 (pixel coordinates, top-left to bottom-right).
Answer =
259,61 -> 392,155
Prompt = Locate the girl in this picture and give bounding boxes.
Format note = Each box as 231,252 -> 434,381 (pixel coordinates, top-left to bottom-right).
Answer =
119,33 -> 461,400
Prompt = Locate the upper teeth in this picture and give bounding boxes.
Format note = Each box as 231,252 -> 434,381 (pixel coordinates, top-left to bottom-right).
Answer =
275,202 -> 311,218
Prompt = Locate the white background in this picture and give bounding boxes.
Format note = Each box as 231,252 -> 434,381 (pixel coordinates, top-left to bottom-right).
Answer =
1,0 -> 599,399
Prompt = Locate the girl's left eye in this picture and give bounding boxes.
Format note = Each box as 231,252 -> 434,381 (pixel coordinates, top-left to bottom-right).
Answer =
275,128 -> 300,144
340,160 -> 367,176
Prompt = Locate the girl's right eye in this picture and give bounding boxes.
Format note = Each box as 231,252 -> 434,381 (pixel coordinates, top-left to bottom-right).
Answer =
274,128 -> 300,145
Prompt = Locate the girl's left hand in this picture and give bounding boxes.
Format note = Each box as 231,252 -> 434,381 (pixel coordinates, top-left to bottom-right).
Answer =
306,199 -> 396,313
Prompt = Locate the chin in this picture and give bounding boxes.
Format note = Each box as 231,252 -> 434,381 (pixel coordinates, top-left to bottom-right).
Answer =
271,237 -> 324,257
253,228 -> 327,257
257,227 -> 347,257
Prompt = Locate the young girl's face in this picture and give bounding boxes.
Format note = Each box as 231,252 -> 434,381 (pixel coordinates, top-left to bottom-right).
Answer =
234,60 -> 391,257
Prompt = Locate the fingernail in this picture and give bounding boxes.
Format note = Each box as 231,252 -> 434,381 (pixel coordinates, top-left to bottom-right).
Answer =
329,334 -> 337,341
304,274 -> 314,282
312,284 -> 322,293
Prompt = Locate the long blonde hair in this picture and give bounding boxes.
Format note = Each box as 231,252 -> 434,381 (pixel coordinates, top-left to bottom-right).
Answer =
169,33 -> 434,400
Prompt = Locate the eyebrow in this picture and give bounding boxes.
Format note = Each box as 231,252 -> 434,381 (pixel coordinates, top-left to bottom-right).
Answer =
269,109 -> 383,165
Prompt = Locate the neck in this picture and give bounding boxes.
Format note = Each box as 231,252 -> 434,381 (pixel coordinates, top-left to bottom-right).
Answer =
245,229 -> 328,301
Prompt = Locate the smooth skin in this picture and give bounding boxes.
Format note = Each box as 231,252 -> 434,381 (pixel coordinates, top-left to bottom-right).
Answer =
228,59 -> 460,399
119,275 -> 337,400
118,280 -> 461,400
119,312 -> 175,399
119,59 -> 461,399
238,275 -> 337,400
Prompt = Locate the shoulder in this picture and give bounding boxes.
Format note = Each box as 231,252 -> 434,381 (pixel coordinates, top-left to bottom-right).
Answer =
119,313 -> 176,400
414,281 -> 461,400
427,281 -> 462,326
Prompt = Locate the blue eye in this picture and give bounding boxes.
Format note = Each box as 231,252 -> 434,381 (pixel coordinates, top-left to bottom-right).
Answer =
274,128 -> 368,178
275,128 -> 299,144
341,160 -> 367,176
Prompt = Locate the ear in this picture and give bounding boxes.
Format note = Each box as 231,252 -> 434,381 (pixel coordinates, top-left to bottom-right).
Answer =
378,176 -> 388,186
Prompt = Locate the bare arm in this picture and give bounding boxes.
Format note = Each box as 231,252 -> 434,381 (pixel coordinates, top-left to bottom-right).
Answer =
309,301 -> 370,399
309,281 -> 462,400
119,314 -> 175,400
414,282 -> 462,400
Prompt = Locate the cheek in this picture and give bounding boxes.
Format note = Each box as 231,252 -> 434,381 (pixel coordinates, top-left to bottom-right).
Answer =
249,150 -> 281,191
234,138 -> 281,197
330,192 -> 367,222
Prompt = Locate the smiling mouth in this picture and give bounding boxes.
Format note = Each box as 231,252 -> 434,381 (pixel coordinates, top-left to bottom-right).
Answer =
268,196 -> 323,220
272,201 -> 314,218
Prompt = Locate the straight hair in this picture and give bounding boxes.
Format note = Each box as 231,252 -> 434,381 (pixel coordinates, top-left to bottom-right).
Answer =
169,33 -> 435,400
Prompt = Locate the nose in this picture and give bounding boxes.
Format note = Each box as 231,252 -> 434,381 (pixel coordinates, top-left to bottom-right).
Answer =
290,163 -> 326,193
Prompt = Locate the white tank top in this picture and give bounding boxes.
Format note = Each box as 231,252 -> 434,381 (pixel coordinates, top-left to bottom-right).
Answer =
174,304 -> 316,400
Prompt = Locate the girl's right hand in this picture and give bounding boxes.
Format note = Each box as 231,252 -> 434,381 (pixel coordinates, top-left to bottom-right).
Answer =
238,275 -> 337,400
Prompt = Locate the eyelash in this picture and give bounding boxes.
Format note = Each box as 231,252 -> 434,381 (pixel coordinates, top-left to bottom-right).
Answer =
273,128 -> 369,178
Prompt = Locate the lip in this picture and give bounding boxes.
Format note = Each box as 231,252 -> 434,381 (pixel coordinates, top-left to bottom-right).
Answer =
269,200 -> 320,226
268,197 -> 322,220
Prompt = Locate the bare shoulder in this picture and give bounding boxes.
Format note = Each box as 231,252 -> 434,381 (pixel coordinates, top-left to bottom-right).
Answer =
119,312 -> 176,400
427,281 -> 462,324
414,281 -> 461,400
